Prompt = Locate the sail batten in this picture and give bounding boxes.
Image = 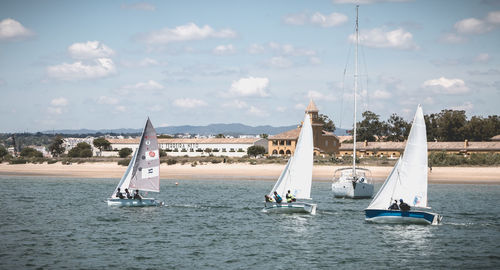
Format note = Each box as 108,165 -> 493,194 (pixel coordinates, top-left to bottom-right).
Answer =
367,105 -> 428,210
269,114 -> 313,200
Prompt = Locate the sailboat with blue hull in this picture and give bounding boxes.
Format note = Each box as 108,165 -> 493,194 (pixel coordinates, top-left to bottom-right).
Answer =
364,105 -> 442,225
107,118 -> 163,207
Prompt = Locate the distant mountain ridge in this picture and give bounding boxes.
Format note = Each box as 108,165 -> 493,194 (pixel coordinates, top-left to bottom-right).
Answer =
43,123 -> 348,136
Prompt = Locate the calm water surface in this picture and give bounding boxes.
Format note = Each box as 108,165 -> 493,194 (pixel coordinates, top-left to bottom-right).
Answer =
0,176 -> 499,269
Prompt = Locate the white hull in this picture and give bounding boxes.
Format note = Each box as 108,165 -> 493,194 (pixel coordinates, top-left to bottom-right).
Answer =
107,198 -> 163,207
263,202 -> 317,215
332,181 -> 374,198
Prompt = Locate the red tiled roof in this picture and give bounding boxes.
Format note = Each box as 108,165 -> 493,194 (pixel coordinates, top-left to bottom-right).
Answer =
339,141 -> 500,151
108,138 -> 263,144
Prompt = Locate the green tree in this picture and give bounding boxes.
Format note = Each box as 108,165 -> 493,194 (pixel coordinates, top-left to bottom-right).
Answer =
48,136 -> 65,157
215,134 -> 225,138
0,145 -> 8,158
424,113 -> 439,142
463,115 -> 500,141
118,147 -> 133,158
68,142 -> 93,157
247,145 -> 266,157
93,137 -> 111,151
436,110 -> 467,141
356,111 -> 385,142
386,113 -> 410,142
20,147 -> 43,158
318,114 -> 336,133
259,133 -> 269,139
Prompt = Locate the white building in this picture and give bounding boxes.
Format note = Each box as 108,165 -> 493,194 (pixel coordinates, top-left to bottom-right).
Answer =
107,137 -> 268,157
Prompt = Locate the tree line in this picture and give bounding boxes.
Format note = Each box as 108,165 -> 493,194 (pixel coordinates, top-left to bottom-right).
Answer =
354,110 -> 499,142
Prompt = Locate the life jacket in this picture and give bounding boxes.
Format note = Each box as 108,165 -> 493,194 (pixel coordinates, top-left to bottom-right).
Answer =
275,194 -> 282,203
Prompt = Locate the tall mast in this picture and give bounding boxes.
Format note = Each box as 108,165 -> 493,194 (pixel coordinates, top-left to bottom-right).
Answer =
353,5 -> 359,178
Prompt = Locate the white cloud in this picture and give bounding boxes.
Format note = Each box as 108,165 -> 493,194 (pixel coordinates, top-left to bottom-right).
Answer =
213,44 -> 235,55
307,90 -> 337,101
68,41 -> 114,60
121,2 -> 156,11
422,77 -> 469,94
309,57 -> 322,65
173,98 -> 207,108
115,106 -> 127,112
294,103 -> 306,110
351,28 -> 418,50
276,106 -> 287,112
0,18 -> 34,41
139,58 -> 160,66
439,32 -> 467,44
487,11 -> 500,24
229,77 -> 270,97
138,22 -> 236,45
247,106 -> 268,117
122,80 -> 164,90
50,97 -> 68,106
97,96 -> 119,105
310,12 -> 348,27
474,53 -> 490,63
268,56 -> 293,68
373,89 -> 391,99
283,13 -> 307,25
222,100 -> 248,109
454,18 -> 492,34
248,43 -> 265,54
268,42 -> 316,56
451,101 -> 474,111
47,107 -> 63,115
47,58 -> 116,81
149,105 -> 163,112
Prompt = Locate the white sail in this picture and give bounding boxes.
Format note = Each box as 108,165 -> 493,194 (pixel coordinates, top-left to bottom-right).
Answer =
367,105 -> 428,209
269,113 -> 313,200
111,118 -> 160,197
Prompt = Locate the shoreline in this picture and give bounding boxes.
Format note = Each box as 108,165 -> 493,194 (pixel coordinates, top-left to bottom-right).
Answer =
0,162 -> 499,184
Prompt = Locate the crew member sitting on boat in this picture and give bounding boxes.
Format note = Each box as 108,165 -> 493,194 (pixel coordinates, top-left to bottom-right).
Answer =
399,199 -> 410,211
388,200 -> 399,210
133,190 -> 142,200
273,191 -> 282,204
116,188 -> 124,199
286,190 -> 296,203
265,195 -> 274,202
125,188 -> 132,199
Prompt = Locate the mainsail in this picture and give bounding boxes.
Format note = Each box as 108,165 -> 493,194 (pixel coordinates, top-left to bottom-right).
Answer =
269,113 -> 313,200
367,105 -> 428,209
111,118 -> 160,198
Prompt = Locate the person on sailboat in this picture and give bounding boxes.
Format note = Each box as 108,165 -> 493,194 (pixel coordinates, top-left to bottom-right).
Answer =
125,188 -> 132,199
116,188 -> 124,199
265,195 -> 274,202
133,190 -> 142,200
286,190 -> 296,203
399,199 -> 410,211
273,191 -> 282,203
388,200 -> 399,210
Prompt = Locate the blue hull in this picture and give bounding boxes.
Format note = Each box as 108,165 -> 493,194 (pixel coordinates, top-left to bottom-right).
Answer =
365,209 -> 442,225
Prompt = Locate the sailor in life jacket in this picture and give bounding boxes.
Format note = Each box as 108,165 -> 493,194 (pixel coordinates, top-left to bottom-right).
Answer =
273,191 -> 282,203
286,190 -> 296,203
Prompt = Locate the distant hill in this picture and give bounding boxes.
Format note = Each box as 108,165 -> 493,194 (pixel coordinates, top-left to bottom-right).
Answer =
43,123 -> 348,136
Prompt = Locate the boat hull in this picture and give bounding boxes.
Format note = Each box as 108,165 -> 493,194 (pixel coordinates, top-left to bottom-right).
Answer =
365,209 -> 442,225
332,181 -> 374,198
107,198 -> 163,207
263,202 -> 317,215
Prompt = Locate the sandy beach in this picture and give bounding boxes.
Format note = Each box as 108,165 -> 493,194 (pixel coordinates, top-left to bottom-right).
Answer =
0,162 -> 499,184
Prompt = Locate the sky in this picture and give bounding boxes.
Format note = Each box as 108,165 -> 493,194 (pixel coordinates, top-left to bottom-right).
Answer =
1,0 -> 499,133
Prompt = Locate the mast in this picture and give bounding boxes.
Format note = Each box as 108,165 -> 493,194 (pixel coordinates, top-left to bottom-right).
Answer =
352,5 -> 359,178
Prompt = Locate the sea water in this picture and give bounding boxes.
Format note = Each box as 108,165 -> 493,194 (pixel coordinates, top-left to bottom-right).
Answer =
0,176 -> 499,269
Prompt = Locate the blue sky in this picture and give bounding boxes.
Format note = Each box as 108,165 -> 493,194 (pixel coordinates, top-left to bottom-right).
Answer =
1,0 -> 499,133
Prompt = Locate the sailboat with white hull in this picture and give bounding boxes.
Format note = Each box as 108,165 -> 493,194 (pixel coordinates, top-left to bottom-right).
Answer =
332,5 -> 374,199
107,118 -> 163,207
365,105 -> 442,225
263,113 -> 317,215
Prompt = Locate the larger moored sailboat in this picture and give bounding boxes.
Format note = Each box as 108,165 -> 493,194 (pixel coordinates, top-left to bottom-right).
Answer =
332,5 -> 374,199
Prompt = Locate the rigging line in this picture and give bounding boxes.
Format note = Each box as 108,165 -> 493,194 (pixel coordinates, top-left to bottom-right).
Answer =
360,41 -> 370,112
339,23 -> 355,131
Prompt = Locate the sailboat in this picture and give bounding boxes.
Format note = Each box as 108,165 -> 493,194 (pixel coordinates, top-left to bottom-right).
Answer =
263,113 -> 317,215
365,105 -> 442,225
107,118 -> 163,207
332,5 -> 374,199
